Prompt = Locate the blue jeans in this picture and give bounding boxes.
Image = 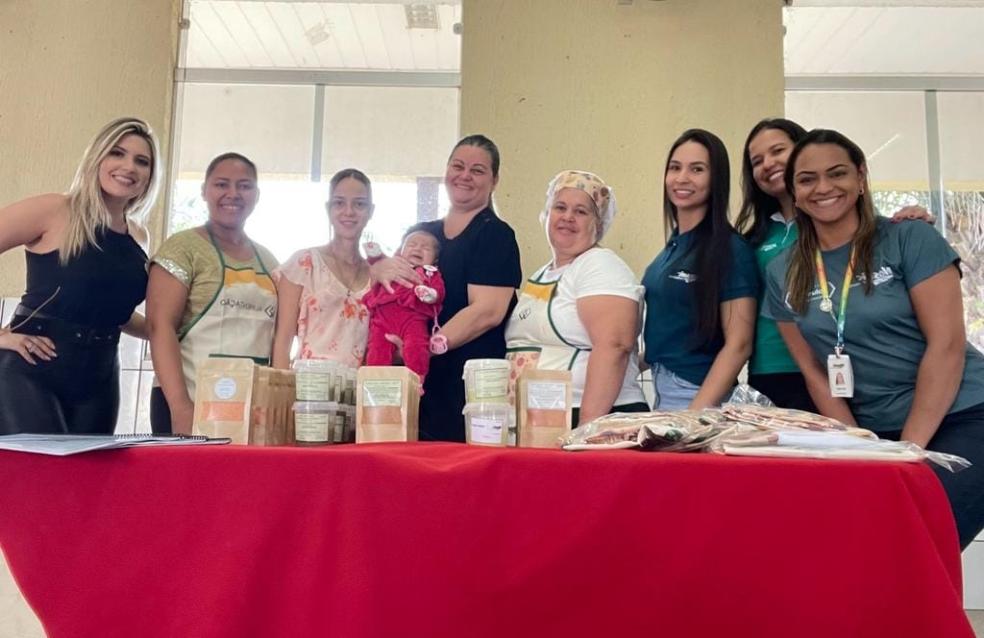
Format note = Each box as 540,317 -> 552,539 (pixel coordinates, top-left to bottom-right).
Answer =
650,363 -> 700,410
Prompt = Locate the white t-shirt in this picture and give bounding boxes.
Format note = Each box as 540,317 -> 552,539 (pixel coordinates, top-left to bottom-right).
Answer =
530,247 -> 647,408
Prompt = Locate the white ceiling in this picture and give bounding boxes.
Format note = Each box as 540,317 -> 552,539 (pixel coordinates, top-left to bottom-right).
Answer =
784,6 -> 984,74
184,1 -> 462,70
183,1 -> 984,76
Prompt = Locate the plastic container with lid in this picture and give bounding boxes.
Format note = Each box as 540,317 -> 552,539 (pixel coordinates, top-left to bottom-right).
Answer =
462,359 -> 511,404
462,402 -> 514,447
343,405 -> 356,443
293,401 -> 338,445
293,360 -> 337,402
343,367 -> 357,406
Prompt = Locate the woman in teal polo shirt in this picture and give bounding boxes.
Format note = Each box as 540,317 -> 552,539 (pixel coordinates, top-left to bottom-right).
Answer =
642,129 -> 759,410
764,128 -> 984,548
736,118 -> 932,411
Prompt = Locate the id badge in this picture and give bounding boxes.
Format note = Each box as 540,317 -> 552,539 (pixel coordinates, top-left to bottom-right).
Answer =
826,354 -> 854,398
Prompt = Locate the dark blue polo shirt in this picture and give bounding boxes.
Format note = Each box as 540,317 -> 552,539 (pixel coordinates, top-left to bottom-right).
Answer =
642,228 -> 760,386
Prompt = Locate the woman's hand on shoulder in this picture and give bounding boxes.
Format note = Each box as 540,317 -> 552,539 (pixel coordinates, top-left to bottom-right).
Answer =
0,193 -> 69,254
890,205 -> 935,225
368,256 -> 422,294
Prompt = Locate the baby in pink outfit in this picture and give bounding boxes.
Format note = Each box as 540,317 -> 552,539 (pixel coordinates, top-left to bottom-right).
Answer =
362,231 -> 446,384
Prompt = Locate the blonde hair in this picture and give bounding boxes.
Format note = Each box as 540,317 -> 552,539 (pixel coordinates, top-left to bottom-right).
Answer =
61,117 -> 162,264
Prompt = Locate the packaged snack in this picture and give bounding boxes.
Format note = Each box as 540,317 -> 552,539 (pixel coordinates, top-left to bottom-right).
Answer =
293,401 -> 336,446
294,359 -> 336,401
193,358 -> 255,444
516,369 -> 572,448
356,367 -> 420,442
463,402 -> 512,447
462,359 -> 510,404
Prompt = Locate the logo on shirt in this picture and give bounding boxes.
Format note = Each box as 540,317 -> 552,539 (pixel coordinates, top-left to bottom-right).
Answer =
857,266 -> 896,287
806,283 -> 834,302
761,242 -> 779,252
669,270 -> 697,284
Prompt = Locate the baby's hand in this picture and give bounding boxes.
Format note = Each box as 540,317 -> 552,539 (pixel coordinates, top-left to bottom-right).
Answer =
415,285 -> 438,304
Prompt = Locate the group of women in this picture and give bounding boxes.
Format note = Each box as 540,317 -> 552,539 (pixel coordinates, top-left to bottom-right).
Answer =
1,115 -> 982,548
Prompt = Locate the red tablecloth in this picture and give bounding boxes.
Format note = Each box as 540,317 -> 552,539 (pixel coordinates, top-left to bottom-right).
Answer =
0,444 -> 973,638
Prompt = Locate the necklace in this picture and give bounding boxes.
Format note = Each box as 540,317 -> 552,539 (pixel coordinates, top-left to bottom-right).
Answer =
322,246 -> 367,297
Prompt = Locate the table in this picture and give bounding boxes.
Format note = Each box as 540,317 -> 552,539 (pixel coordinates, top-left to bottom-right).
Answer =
0,444 -> 974,637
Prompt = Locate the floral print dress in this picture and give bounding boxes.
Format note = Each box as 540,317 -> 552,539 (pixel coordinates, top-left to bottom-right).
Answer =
274,247 -> 370,368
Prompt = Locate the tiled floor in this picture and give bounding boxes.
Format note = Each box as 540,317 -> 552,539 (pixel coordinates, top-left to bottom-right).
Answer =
971,611 -> 984,636
0,556 -> 43,638
0,551 -> 981,637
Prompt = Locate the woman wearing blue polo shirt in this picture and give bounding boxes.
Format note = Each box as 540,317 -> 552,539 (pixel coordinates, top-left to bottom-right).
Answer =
765,128 -> 984,549
736,118 -> 932,412
642,129 -> 759,410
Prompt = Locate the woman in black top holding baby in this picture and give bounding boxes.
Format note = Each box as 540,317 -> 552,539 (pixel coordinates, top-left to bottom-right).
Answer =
370,135 -> 522,441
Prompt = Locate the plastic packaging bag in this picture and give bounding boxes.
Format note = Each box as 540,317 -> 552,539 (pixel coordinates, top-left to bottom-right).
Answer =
724,383 -> 775,407
718,404 -> 877,437
562,410 -> 733,451
709,428 -> 970,472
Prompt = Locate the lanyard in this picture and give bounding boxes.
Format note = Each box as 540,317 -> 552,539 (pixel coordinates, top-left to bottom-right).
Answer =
814,246 -> 855,355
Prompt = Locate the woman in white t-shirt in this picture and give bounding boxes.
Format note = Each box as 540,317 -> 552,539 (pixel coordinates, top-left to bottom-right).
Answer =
506,170 -> 648,425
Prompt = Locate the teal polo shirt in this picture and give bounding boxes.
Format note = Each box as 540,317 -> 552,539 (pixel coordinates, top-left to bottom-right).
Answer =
764,218 -> 984,431
750,214 -> 800,375
643,228 -> 760,386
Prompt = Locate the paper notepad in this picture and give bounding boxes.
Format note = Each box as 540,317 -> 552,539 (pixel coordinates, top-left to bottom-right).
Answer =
0,433 -> 230,456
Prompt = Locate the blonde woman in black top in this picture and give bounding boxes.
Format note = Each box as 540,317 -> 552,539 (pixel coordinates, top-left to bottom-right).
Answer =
0,117 -> 161,434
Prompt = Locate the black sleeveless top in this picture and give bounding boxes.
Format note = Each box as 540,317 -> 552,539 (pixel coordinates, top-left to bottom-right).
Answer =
21,227 -> 149,328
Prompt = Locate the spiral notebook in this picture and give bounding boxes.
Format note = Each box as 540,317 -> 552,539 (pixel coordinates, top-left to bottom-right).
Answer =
0,433 -> 231,456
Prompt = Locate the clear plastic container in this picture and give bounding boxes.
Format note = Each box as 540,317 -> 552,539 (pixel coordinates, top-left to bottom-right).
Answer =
462,359 -> 511,404
293,401 -> 338,445
343,367 -> 357,406
293,360 -> 337,402
462,402 -> 514,447
344,405 -> 356,443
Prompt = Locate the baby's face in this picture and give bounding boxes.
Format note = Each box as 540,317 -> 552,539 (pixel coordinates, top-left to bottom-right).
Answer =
400,232 -> 438,267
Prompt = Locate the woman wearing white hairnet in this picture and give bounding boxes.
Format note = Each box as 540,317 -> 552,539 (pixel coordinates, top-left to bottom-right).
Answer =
505,170 -> 648,425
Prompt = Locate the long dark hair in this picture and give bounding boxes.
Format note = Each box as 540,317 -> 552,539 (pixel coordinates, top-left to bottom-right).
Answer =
663,129 -> 734,349
735,118 -> 807,247
783,129 -> 877,314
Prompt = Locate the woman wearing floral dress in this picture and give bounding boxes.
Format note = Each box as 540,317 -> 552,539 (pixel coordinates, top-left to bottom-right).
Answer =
272,169 -> 372,368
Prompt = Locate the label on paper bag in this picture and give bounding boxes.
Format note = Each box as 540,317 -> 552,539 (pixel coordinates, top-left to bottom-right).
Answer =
470,416 -> 505,444
526,382 -> 567,410
214,377 -> 238,400
362,380 -> 402,407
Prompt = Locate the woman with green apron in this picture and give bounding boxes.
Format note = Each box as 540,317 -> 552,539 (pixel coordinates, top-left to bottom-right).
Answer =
506,170 -> 647,426
147,153 -> 278,434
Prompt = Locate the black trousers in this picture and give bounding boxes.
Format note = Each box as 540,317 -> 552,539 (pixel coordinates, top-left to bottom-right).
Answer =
881,402 -> 984,550
0,340 -> 120,435
749,371 -> 818,413
149,386 -> 173,434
